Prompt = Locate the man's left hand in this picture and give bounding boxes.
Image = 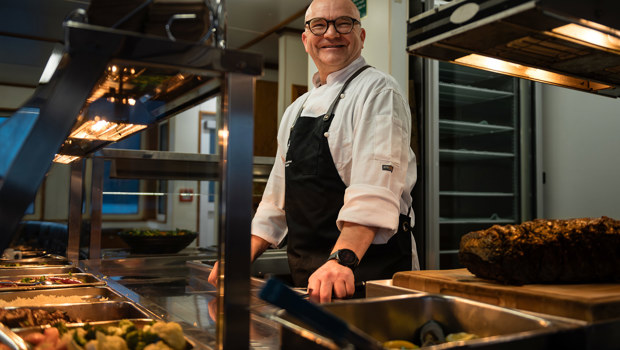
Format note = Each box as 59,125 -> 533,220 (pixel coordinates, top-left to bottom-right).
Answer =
307,259 -> 356,303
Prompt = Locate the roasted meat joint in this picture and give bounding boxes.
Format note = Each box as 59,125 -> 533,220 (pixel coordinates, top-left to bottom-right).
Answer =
459,216 -> 620,284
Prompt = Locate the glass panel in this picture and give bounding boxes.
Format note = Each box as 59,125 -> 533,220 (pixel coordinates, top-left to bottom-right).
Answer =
102,134 -> 141,215
157,122 -> 169,216
438,62 -> 522,268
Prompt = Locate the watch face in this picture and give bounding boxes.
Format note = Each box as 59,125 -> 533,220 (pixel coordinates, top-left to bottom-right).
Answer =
338,249 -> 358,266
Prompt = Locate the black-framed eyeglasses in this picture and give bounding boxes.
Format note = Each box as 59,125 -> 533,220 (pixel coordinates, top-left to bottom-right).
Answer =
305,16 -> 361,36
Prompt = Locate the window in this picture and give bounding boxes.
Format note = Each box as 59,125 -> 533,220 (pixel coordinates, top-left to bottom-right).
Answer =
102,134 -> 141,215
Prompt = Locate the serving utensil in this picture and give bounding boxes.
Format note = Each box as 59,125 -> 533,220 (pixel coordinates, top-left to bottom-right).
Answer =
259,277 -> 385,350
0,323 -> 29,350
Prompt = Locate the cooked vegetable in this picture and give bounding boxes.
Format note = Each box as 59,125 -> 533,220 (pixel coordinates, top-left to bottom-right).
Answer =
445,332 -> 479,342
23,320 -> 186,350
145,322 -> 185,350
383,339 -> 419,349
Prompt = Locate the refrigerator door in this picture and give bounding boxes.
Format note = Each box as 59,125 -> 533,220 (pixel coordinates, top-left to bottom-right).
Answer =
431,62 -> 534,269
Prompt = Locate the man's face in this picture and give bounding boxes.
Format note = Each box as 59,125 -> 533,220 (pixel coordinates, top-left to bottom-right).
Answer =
302,0 -> 365,76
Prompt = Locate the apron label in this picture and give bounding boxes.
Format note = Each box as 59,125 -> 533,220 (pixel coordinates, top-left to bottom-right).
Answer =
382,164 -> 394,172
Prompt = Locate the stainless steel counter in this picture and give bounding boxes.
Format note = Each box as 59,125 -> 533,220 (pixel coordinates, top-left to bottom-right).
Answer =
79,249 -> 283,350
73,247 -> 620,350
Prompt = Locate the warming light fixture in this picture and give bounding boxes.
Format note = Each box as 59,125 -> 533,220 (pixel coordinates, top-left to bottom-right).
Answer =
454,54 -> 612,91
69,116 -> 147,142
53,154 -> 81,164
551,23 -> 620,54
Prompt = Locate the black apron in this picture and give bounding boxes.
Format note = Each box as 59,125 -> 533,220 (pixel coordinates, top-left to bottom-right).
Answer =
284,65 -> 413,287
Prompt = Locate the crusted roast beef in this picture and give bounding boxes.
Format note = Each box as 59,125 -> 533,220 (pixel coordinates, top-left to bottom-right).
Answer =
459,216 -> 620,285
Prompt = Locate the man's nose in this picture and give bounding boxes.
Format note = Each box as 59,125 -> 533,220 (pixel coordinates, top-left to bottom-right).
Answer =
323,23 -> 340,38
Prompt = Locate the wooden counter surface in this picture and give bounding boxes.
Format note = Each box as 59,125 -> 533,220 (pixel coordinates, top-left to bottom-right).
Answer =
393,268 -> 620,323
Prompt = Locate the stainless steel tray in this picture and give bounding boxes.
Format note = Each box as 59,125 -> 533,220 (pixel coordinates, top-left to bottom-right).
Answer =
8,319 -> 194,350
0,273 -> 104,291
0,286 -> 127,305
0,266 -> 82,277
0,254 -> 71,267
0,301 -> 154,328
276,293 -> 582,349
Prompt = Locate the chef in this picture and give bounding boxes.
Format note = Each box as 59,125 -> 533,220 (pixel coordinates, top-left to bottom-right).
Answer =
209,0 -> 419,303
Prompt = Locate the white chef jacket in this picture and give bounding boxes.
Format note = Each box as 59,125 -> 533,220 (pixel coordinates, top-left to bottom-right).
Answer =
252,56 -> 419,269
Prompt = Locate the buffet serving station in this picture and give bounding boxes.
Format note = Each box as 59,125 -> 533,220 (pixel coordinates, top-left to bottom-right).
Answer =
4,240 -> 620,349
2,0 -> 620,349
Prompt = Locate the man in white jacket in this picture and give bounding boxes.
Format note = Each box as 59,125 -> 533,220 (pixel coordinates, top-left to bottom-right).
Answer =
210,0 -> 418,303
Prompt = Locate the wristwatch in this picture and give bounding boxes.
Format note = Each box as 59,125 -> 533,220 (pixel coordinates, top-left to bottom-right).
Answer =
327,249 -> 360,270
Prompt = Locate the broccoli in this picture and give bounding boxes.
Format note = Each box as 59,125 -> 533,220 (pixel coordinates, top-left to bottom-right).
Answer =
73,329 -> 87,346
125,330 -> 141,350
142,330 -> 160,345
118,320 -> 137,335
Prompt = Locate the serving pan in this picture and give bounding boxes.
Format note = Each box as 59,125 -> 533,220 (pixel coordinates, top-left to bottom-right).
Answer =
0,301 -> 154,328
0,273 -> 104,291
6,319 -> 194,350
0,266 -> 82,277
276,293 -> 583,349
0,286 -> 127,306
0,254 -> 71,268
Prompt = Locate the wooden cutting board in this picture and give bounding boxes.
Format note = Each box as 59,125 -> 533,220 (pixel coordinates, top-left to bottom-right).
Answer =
392,269 -> 620,323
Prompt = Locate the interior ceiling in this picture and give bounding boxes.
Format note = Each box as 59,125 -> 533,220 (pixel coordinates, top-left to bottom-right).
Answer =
0,0 -> 308,115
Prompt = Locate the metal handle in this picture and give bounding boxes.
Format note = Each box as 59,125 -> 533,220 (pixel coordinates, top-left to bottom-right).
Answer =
0,323 -> 30,350
165,13 -> 198,42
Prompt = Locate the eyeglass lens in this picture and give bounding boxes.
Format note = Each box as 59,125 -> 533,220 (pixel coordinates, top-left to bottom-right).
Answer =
307,17 -> 356,35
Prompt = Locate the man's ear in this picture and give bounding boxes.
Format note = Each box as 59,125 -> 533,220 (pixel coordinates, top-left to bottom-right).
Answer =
301,32 -> 310,53
360,28 -> 366,48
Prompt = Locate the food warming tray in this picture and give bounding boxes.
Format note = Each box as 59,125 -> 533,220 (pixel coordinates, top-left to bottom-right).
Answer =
1,301 -> 154,328
0,273 -> 104,291
0,286 -> 127,304
0,266 -> 82,277
0,255 -> 71,267
7,319 -> 194,350
276,293 -> 582,349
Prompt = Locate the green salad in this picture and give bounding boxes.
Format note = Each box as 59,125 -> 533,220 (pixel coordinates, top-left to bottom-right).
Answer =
121,229 -> 195,237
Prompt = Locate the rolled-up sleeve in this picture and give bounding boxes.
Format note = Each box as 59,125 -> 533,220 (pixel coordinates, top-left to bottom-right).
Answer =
252,150 -> 288,247
251,97 -> 307,247
336,87 -> 411,243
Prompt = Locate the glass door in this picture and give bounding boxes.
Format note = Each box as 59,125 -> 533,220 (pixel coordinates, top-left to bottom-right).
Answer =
436,62 -> 532,269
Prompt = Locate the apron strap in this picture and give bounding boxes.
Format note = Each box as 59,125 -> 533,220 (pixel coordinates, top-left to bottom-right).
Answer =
287,65 -> 372,147
325,65 -> 372,118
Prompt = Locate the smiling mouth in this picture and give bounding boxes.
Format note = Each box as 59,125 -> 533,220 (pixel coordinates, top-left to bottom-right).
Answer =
321,44 -> 346,49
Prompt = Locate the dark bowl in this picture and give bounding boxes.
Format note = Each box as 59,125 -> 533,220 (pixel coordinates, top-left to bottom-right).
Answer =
118,231 -> 197,254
